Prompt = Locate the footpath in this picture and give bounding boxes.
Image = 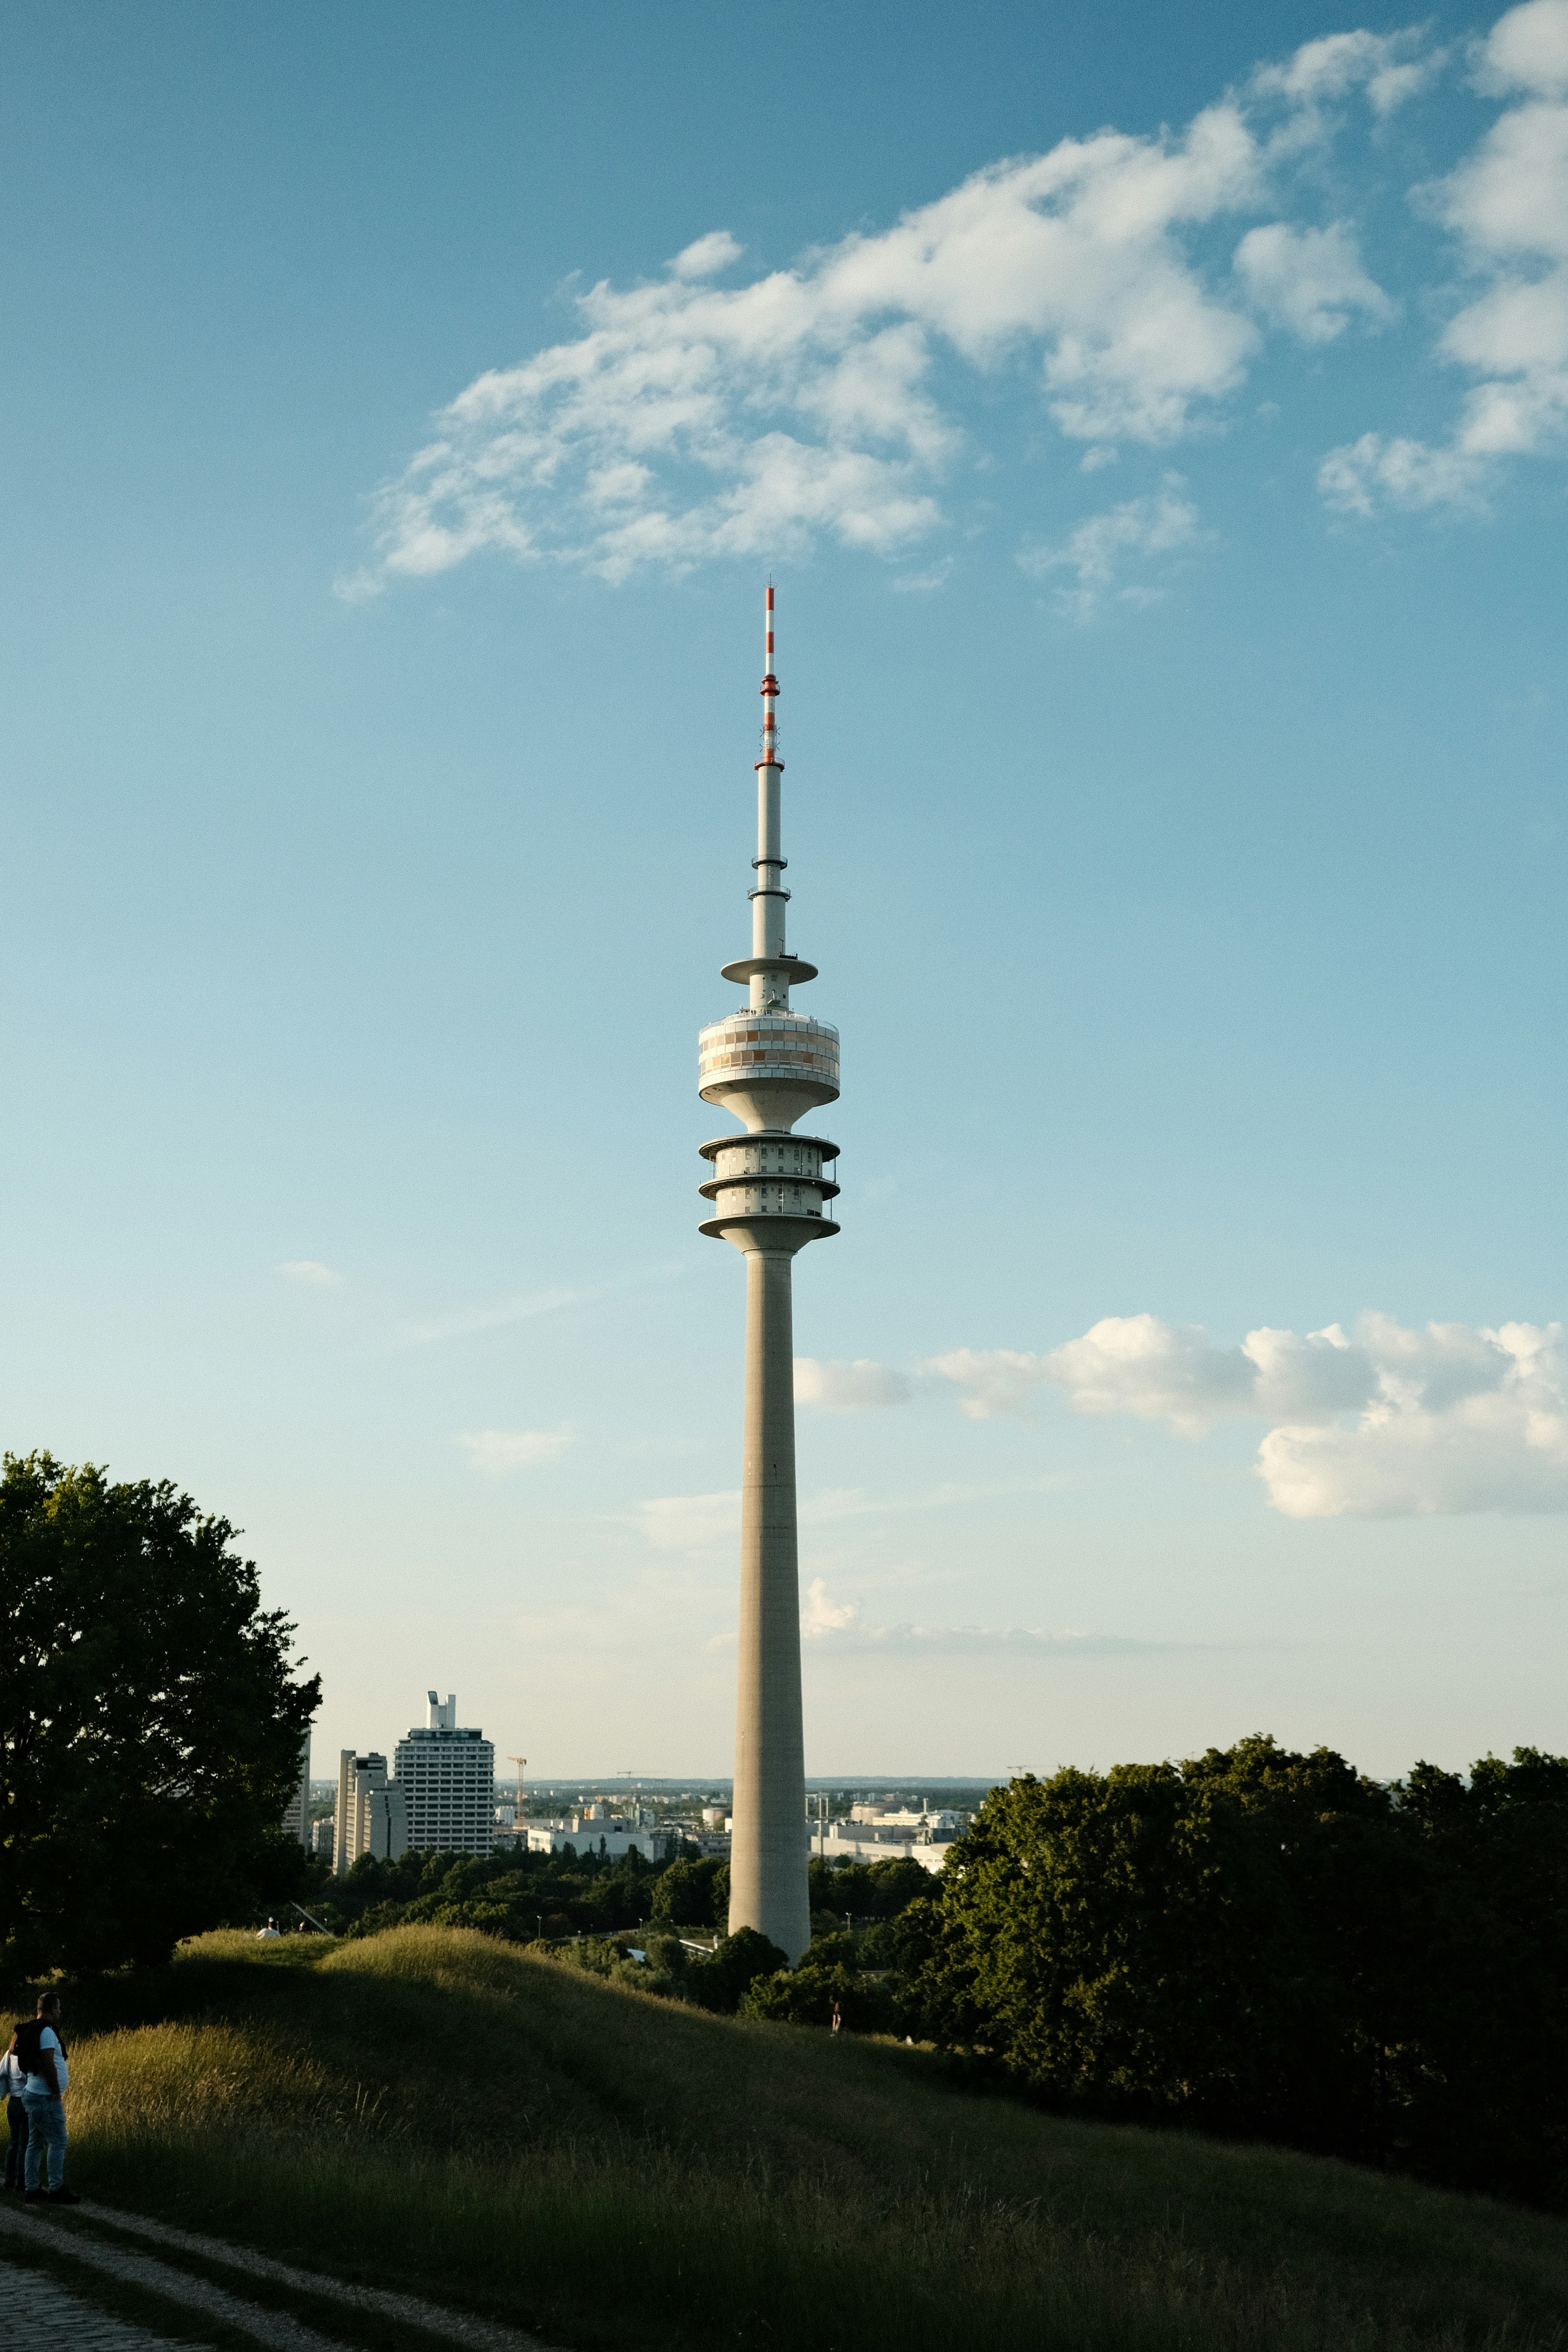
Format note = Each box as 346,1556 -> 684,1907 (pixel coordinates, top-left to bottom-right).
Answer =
0,2196 -> 564,2352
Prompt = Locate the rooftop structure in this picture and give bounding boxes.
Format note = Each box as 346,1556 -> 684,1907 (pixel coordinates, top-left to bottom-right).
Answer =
697,588 -> 840,1966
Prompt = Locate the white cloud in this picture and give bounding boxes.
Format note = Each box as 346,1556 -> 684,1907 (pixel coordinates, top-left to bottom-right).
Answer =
795,1356 -> 915,1410
277,1259 -> 344,1288
1321,2 -> 1568,510
1233,220 -> 1393,341
1476,0 -> 1568,96
1017,482 -> 1205,616
706,1306 -> 1568,1521
345,28 -> 1457,592
455,1427 -> 574,1477
1317,430 -> 1494,511
929,1311 -> 1568,1519
669,230 -> 744,280
1249,27 -> 1446,121
802,1575 -> 862,1635
1262,1320 -> 1568,1516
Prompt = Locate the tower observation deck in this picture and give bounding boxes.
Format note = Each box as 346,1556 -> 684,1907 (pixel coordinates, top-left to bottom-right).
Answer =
697,586 -> 838,1966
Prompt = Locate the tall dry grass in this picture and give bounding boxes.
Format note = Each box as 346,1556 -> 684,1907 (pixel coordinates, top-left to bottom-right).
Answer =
54,1927 -> 1568,2352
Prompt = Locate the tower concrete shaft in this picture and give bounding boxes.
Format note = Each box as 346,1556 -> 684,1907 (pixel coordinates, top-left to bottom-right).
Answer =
730,1250 -> 806,1954
696,586 -> 840,1967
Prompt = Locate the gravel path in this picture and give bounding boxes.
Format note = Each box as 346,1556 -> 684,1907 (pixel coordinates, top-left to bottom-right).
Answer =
0,2196 -> 565,2352
0,2200 -> 352,2350
78,2202 -> 561,2352
0,2257 -> 207,2350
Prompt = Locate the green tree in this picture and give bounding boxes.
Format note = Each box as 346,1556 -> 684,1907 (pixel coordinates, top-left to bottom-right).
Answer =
650,1855 -> 727,1926
922,1739 -> 1426,2151
683,1926 -> 787,2012
0,1453 -> 319,1978
906,1735 -> 1568,2197
1390,1748 -> 1568,2193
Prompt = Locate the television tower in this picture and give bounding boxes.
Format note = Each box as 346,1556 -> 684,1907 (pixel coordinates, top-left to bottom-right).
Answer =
697,586 -> 840,1966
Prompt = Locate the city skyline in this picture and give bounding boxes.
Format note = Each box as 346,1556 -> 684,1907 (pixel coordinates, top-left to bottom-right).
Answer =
2,0 -> 1566,1778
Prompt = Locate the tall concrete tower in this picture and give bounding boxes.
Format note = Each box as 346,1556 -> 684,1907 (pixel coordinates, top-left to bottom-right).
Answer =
697,587 -> 840,1967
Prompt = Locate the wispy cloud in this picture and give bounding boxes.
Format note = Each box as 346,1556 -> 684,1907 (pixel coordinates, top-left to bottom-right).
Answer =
637,1490 -> 740,1555
637,1472 -> 1065,1558
1017,480 -> 1207,617
799,1577 -> 1203,1656
455,1427 -> 574,1477
341,23 -> 1441,594
395,1286 -> 583,1346
796,1357 -> 915,1410
277,1260 -> 345,1289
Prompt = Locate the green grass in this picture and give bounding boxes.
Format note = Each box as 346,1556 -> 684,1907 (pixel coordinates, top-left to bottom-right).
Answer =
42,1925 -> 1568,2352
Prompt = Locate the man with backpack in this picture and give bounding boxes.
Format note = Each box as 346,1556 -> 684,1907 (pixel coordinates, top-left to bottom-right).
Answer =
9,1993 -> 81,2203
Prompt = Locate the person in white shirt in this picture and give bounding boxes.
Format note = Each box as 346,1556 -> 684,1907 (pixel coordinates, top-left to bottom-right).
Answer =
11,1993 -> 80,2204
2,2026 -> 28,2191
256,1919 -> 282,1938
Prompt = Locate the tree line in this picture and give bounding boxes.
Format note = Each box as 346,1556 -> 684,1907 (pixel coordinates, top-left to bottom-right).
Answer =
902,1736 -> 1568,2204
7,1455 -> 1566,2204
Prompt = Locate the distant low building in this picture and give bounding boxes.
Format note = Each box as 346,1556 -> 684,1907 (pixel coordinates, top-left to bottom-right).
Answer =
526,1819 -> 665,1863
848,1802 -> 963,1831
816,1818 -> 959,1876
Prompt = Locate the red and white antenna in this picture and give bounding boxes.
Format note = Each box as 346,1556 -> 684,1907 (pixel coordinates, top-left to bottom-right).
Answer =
758,581 -> 781,771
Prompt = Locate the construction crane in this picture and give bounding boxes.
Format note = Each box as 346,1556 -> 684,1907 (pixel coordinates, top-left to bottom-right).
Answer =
507,1755 -> 527,1835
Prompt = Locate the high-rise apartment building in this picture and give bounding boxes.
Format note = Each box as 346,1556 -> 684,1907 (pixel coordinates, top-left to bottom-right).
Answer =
334,1750 -> 409,1874
281,1732 -> 311,1848
393,1692 -> 495,1857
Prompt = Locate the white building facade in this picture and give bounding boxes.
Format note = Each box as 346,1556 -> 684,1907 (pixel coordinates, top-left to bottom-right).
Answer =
281,1731 -> 311,1847
334,1750 -> 409,1874
394,1691 -> 495,1858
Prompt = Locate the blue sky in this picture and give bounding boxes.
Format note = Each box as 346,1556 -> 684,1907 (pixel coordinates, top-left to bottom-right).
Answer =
3,0 -> 1566,1778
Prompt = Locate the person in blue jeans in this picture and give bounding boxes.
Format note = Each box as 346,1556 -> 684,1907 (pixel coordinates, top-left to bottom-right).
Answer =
10,1993 -> 81,2205
2,2027 -> 28,2189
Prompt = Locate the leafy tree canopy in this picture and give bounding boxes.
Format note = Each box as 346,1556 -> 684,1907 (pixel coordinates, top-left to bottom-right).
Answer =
911,1735 -> 1568,2200
0,1452 -> 319,1980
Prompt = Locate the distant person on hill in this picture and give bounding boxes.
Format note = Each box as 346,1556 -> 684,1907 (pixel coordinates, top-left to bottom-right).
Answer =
256,1918 -> 281,1938
2,2024 -> 28,2190
12,1992 -> 80,2203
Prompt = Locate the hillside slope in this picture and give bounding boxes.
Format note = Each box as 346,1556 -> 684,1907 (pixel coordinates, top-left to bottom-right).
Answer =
55,1926 -> 1568,2352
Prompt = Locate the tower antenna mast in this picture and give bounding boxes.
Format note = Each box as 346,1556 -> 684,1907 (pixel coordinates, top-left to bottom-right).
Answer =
694,585 -> 841,1965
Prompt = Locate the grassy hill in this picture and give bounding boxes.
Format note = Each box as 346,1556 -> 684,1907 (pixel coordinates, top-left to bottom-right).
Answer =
52,1925 -> 1568,2351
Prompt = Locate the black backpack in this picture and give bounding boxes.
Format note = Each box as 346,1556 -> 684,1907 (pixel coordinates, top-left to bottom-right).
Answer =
12,2018 -> 64,2077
